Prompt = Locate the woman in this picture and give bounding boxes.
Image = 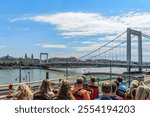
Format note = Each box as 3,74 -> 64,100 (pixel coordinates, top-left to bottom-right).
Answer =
135,86 -> 147,100
52,80 -> 75,100
33,79 -> 54,100
12,83 -> 32,100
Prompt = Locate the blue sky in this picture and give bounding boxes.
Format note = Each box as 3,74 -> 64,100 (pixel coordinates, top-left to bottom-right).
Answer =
0,0 -> 150,60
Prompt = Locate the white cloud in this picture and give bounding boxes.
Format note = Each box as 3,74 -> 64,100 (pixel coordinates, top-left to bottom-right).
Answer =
34,43 -> 67,48
12,11 -> 150,37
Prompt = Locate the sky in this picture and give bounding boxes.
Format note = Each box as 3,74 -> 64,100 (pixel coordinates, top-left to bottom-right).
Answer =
0,0 -> 150,60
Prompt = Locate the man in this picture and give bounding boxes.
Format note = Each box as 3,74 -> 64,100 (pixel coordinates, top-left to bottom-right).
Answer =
88,76 -> 99,100
98,82 -> 112,100
71,78 -> 90,100
117,77 -> 127,93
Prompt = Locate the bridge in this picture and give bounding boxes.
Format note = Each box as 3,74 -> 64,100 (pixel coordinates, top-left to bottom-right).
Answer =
39,28 -> 150,72
39,61 -> 150,68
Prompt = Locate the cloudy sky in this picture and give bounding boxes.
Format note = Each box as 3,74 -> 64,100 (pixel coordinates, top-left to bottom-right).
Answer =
0,0 -> 150,61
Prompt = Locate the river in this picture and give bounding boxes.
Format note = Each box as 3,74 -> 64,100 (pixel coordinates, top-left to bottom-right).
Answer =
0,67 -> 148,85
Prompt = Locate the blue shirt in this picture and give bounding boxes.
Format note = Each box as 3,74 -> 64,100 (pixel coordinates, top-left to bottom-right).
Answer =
96,96 -> 112,100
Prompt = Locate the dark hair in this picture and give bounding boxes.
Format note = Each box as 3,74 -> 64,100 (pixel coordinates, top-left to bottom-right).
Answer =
101,82 -> 111,93
76,78 -> 83,84
117,77 -> 123,83
111,82 -> 117,93
90,77 -> 96,83
131,88 -> 137,99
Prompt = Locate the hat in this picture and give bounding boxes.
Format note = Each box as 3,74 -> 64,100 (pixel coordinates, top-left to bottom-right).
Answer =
118,84 -> 126,92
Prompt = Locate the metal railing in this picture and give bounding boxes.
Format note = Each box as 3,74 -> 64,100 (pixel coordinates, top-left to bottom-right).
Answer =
0,75 -> 79,100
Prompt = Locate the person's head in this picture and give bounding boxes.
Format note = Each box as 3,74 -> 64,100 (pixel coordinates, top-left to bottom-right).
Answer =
90,76 -> 96,83
131,80 -> 139,88
75,78 -> 83,87
13,83 -> 32,100
117,77 -> 123,83
135,86 -> 147,100
101,82 -> 111,96
58,80 -> 74,100
39,79 -> 52,93
111,82 -> 117,94
139,81 -> 145,87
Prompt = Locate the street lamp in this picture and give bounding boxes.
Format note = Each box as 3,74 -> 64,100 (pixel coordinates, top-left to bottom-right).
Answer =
66,58 -> 69,77
19,58 -> 22,83
28,71 -> 30,87
110,60 -> 112,81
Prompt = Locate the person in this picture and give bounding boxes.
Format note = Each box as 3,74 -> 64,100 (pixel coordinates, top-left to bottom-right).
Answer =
51,80 -> 75,100
130,88 -> 137,100
33,79 -> 54,100
88,76 -> 99,100
110,82 -> 123,100
145,86 -> 150,100
117,77 -> 126,93
114,81 -> 126,99
10,83 -> 32,100
125,80 -> 138,100
135,86 -> 147,100
97,82 -> 112,100
72,78 -> 90,100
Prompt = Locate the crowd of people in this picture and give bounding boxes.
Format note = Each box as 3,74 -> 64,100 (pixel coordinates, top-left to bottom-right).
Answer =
6,76 -> 150,100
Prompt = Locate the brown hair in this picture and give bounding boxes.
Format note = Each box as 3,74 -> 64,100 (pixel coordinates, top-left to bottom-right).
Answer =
39,79 -> 52,93
57,80 -> 75,100
111,82 -> 117,93
101,82 -> 111,93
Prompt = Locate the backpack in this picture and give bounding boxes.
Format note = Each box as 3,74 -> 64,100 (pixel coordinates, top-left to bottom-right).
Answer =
73,89 -> 84,100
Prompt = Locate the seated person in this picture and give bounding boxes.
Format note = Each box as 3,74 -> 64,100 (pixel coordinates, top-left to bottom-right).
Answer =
33,79 -> 54,100
88,76 -> 99,100
110,82 -> 123,100
97,82 -> 112,100
71,78 -> 90,100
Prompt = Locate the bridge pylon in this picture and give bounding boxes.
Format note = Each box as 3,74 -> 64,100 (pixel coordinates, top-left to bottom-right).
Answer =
127,28 -> 142,73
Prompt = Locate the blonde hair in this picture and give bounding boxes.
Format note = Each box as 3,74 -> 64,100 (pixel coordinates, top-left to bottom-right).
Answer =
131,80 -> 139,88
135,86 -> 147,100
145,87 -> 150,100
13,83 -> 32,100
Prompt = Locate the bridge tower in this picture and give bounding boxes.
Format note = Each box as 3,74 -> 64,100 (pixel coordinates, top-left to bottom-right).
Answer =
40,53 -> 48,64
127,28 -> 142,73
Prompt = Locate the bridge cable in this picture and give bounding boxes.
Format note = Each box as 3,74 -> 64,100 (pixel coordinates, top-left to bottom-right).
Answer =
89,40 -> 126,59
142,33 -> 150,40
79,31 -> 127,59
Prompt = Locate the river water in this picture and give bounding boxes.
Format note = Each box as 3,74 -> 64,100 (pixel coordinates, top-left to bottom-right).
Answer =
0,67 -> 148,85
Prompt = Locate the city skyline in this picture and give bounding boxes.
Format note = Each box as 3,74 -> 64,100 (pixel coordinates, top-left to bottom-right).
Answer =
0,0 -> 150,61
